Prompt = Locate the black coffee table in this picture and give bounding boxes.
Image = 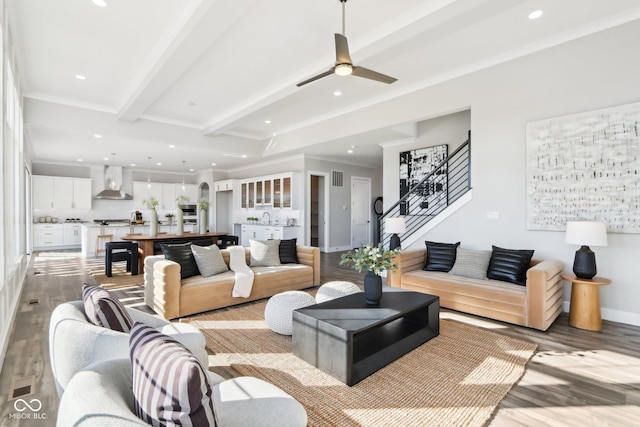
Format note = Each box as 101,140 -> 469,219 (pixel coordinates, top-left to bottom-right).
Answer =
292,291 -> 439,386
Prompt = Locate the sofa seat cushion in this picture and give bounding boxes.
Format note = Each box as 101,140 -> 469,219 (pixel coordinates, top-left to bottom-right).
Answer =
178,265 -> 314,316
401,270 -> 527,321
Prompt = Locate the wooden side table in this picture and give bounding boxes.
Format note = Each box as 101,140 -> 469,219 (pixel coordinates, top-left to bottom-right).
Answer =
561,274 -> 611,331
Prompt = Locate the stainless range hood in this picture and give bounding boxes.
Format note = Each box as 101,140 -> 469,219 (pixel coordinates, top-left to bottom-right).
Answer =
94,165 -> 133,200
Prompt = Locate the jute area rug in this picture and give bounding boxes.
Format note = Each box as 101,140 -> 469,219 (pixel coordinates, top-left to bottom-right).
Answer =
185,298 -> 537,427
90,265 -> 144,290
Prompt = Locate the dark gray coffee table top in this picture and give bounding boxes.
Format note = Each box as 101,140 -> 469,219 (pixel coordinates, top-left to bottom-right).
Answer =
292,290 -> 440,385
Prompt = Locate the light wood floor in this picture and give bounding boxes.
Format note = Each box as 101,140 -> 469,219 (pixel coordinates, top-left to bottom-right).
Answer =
1,250 -> 639,426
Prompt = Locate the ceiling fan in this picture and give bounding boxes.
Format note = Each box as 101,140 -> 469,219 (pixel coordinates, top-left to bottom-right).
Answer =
296,0 -> 397,87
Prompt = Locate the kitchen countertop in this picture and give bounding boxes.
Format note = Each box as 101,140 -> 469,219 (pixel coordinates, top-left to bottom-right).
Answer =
235,223 -> 300,227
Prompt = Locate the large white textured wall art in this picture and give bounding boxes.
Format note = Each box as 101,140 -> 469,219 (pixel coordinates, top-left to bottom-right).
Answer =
526,101 -> 640,233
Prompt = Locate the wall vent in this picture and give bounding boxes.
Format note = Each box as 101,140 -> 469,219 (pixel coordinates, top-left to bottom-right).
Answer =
331,170 -> 344,187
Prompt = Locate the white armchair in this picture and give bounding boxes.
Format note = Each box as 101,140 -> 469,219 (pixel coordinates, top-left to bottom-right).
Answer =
48,301 -> 208,396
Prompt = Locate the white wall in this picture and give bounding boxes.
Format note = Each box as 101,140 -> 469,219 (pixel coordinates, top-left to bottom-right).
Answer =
0,0 -> 29,371
381,21 -> 640,325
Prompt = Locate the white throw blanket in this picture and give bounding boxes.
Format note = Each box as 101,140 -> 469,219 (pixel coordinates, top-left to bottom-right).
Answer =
229,246 -> 255,298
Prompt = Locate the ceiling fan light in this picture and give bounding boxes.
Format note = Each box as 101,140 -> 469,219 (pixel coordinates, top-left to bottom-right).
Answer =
335,64 -> 353,76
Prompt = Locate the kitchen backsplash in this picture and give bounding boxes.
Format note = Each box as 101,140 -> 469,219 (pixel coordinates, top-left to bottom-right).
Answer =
233,209 -> 301,225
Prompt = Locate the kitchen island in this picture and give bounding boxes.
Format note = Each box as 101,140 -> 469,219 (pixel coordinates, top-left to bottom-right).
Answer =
80,222 -> 198,258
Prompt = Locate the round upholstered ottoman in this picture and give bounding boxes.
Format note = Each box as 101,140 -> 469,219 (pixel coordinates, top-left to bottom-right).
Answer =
315,281 -> 361,303
264,291 -> 316,335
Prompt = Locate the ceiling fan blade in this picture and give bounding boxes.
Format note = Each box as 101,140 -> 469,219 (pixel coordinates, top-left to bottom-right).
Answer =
351,66 -> 397,84
296,68 -> 335,87
334,33 -> 352,65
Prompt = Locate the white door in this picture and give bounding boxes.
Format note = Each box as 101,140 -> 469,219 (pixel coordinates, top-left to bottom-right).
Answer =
351,177 -> 371,248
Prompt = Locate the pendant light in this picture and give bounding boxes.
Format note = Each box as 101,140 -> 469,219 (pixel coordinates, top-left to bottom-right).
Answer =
181,160 -> 186,192
147,157 -> 152,191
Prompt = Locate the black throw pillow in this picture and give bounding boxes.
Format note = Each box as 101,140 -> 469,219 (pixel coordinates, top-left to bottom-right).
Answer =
160,242 -> 200,280
486,245 -> 534,286
423,241 -> 461,272
279,238 -> 299,264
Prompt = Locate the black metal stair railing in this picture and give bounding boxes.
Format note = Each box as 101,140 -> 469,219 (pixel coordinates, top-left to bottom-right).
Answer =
378,134 -> 471,248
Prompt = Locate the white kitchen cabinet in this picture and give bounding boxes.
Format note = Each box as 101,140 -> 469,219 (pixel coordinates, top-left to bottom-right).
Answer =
62,223 -> 82,246
33,176 -> 92,210
33,177 -> 54,210
34,224 -> 64,249
215,180 -> 235,192
133,181 -> 198,210
240,224 -> 300,246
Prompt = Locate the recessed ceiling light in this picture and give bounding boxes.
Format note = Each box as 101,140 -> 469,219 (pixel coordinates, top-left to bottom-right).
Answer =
211,163 -> 216,166
189,168 -> 195,172
528,10 -> 543,20
156,162 -> 162,166
347,149 -> 353,154
75,74 -> 86,80
92,0 -> 108,7
334,91 -> 342,96
103,157 -> 109,161
93,134 -> 102,138
169,144 -> 175,148
131,163 -> 136,167
264,120 -> 271,124
77,158 -> 84,162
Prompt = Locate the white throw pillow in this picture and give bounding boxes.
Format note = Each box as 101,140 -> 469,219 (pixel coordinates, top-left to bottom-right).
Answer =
191,244 -> 229,277
249,239 -> 281,267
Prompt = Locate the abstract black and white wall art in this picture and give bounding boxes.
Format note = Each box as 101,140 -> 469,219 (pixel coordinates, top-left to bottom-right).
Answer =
399,144 -> 448,215
526,101 -> 640,233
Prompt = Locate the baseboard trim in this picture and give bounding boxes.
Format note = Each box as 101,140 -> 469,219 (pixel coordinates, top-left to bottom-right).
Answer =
326,245 -> 352,253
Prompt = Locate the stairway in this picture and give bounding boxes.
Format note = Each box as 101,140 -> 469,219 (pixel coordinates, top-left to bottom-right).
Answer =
379,133 -> 472,248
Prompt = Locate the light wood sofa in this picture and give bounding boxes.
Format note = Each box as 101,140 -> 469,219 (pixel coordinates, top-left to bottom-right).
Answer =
387,248 -> 564,331
144,246 -> 320,319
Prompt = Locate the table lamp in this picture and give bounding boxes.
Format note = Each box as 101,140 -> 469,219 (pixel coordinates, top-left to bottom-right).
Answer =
565,221 -> 608,279
386,217 -> 406,250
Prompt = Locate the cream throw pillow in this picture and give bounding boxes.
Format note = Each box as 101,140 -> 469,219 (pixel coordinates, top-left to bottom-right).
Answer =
249,239 -> 281,266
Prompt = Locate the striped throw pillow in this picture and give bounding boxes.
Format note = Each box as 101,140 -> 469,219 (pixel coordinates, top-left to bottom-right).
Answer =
82,283 -> 133,333
129,322 -> 216,426
191,244 -> 229,277
249,239 -> 282,266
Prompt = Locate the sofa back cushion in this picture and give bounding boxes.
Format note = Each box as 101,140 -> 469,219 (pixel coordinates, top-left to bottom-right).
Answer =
423,241 -> 460,272
487,245 -> 534,286
129,322 -> 216,426
249,239 -> 282,266
82,284 -> 133,332
191,244 -> 229,277
161,242 -> 200,279
449,248 -> 492,280
279,238 -> 299,264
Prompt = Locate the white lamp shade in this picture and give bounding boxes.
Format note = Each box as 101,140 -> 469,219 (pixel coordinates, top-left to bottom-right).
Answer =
565,221 -> 608,246
385,217 -> 406,234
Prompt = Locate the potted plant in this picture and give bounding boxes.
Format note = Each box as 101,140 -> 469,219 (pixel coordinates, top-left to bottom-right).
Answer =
142,196 -> 159,236
165,213 -> 174,224
340,243 -> 401,305
176,195 -> 190,206
198,198 -> 210,234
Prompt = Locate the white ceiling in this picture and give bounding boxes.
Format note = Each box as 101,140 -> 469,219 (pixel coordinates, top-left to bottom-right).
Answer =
8,0 -> 640,174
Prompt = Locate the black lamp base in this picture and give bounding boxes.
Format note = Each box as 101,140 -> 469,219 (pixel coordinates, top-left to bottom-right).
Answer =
573,245 -> 597,279
389,233 -> 401,250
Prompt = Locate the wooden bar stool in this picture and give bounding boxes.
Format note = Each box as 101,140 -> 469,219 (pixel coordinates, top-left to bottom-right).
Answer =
95,233 -> 113,258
